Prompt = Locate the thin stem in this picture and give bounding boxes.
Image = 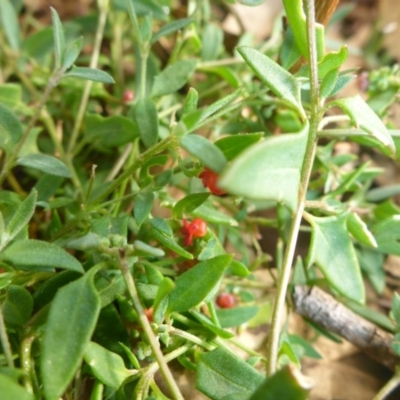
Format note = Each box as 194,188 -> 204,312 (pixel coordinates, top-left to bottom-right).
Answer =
67,0 -> 109,155
21,335 -> 36,394
168,327 -> 215,351
266,0 -> 320,376
373,369 -> 400,400
117,251 -> 184,400
0,306 -> 14,368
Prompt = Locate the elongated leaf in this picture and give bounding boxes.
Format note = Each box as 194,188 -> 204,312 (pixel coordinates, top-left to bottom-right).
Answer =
50,7 -> 65,68
41,269 -> 101,400
347,212 -> 377,248
192,204 -> 238,226
1,239 -> 84,273
219,125 -> 308,212
151,18 -> 193,44
215,133 -> 263,161
330,95 -> 395,155
168,255 -> 232,312
62,37 -> 83,70
17,154 -> 71,177
238,46 -> 304,116
84,342 -> 133,389
0,102 -> 23,149
0,373 -> 34,400
134,98 -> 159,148
196,347 -> 264,400
249,364 -> 312,400
306,214 -> 365,303
2,285 -> 33,328
190,310 -> 234,339
0,0 -> 21,51
173,193 -> 210,219
4,189 -> 36,245
134,191 -> 154,227
63,66 -> 115,84
151,60 -> 197,97
180,134 -> 227,173
373,216 -> 400,255
216,306 -> 259,328
150,227 -> 193,259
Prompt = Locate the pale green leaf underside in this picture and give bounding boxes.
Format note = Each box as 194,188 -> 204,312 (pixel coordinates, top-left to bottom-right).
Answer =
17,153 -> 72,178
307,214 -> 365,303
219,124 -> 308,212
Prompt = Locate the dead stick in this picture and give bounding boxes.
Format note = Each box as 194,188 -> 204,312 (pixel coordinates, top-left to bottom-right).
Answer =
292,285 -> 400,371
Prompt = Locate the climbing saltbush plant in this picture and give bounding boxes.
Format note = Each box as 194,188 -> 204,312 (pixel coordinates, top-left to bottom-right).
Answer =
0,0 -> 400,399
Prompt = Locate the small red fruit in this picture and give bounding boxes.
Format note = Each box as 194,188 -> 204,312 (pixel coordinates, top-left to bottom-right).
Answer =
123,89 -> 135,103
144,308 -> 153,322
199,168 -> 226,196
181,218 -> 207,246
216,293 -> 235,309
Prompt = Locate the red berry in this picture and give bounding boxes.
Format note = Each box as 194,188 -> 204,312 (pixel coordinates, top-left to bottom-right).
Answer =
181,218 -> 207,246
123,89 -> 135,103
199,168 -> 226,196
216,293 -> 235,308
144,308 -> 153,322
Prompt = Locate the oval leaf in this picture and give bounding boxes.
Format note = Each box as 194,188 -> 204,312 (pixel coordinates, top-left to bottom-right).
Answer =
1,239 -> 84,273
0,374 -> 34,400
237,46 -> 304,117
151,59 -> 197,97
83,342 -> 133,389
306,214 -> 365,303
168,254 -> 233,313
151,18 -> 193,44
0,102 -> 23,149
173,192 -> 210,219
330,95 -> 395,155
41,269 -> 101,400
50,7 -> 65,68
219,125 -> 308,212
180,134 -> 227,173
134,98 -> 159,148
215,133 -> 263,161
17,154 -> 71,177
63,66 -> 115,84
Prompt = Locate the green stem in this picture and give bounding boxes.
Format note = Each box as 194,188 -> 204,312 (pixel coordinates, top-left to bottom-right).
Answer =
0,72 -> 61,187
0,306 -> 14,368
168,327 -> 215,351
266,0 -> 320,377
88,134 -> 178,206
21,335 -> 36,394
67,0 -> 109,155
373,368 -> 400,400
117,251 -> 184,400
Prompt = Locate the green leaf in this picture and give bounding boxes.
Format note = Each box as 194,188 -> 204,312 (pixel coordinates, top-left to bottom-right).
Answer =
83,342 -> 133,389
153,277 -> 175,323
215,133 -> 263,161
41,269 -> 101,400
196,347 -> 264,400
151,18 -> 193,44
227,259 -> 250,277
239,0 -> 264,5
216,306 -> 259,328
180,134 -> 227,173
320,68 -> 339,99
347,213 -> 377,248
192,204 -> 238,226
201,24 -> 223,61
0,373 -> 34,400
391,293 -> 400,328
16,154 -> 72,178
306,214 -> 365,303
63,66 -> 115,84
151,60 -> 197,97
280,27 -> 301,71
2,285 -> 33,328
134,98 -> 159,148
0,83 -> 22,108
173,193 -> 210,219
329,95 -> 395,155
134,192 -> 154,228
219,125 -> 308,212
373,216 -> 400,255
182,87 -> 198,115
62,37 -> 83,70
238,46 -> 304,116
249,364 -> 311,400
168,255 -> 233,313
1,239 -> 84,273
356,247 -> 385,295
50,7 -> 65,68
0,102 -> 23,150
0,0 -> 21,51
287,334 -> 322,359
84,114 -> 139,149
190,310 -> 235,339
3,189 -> 36,246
